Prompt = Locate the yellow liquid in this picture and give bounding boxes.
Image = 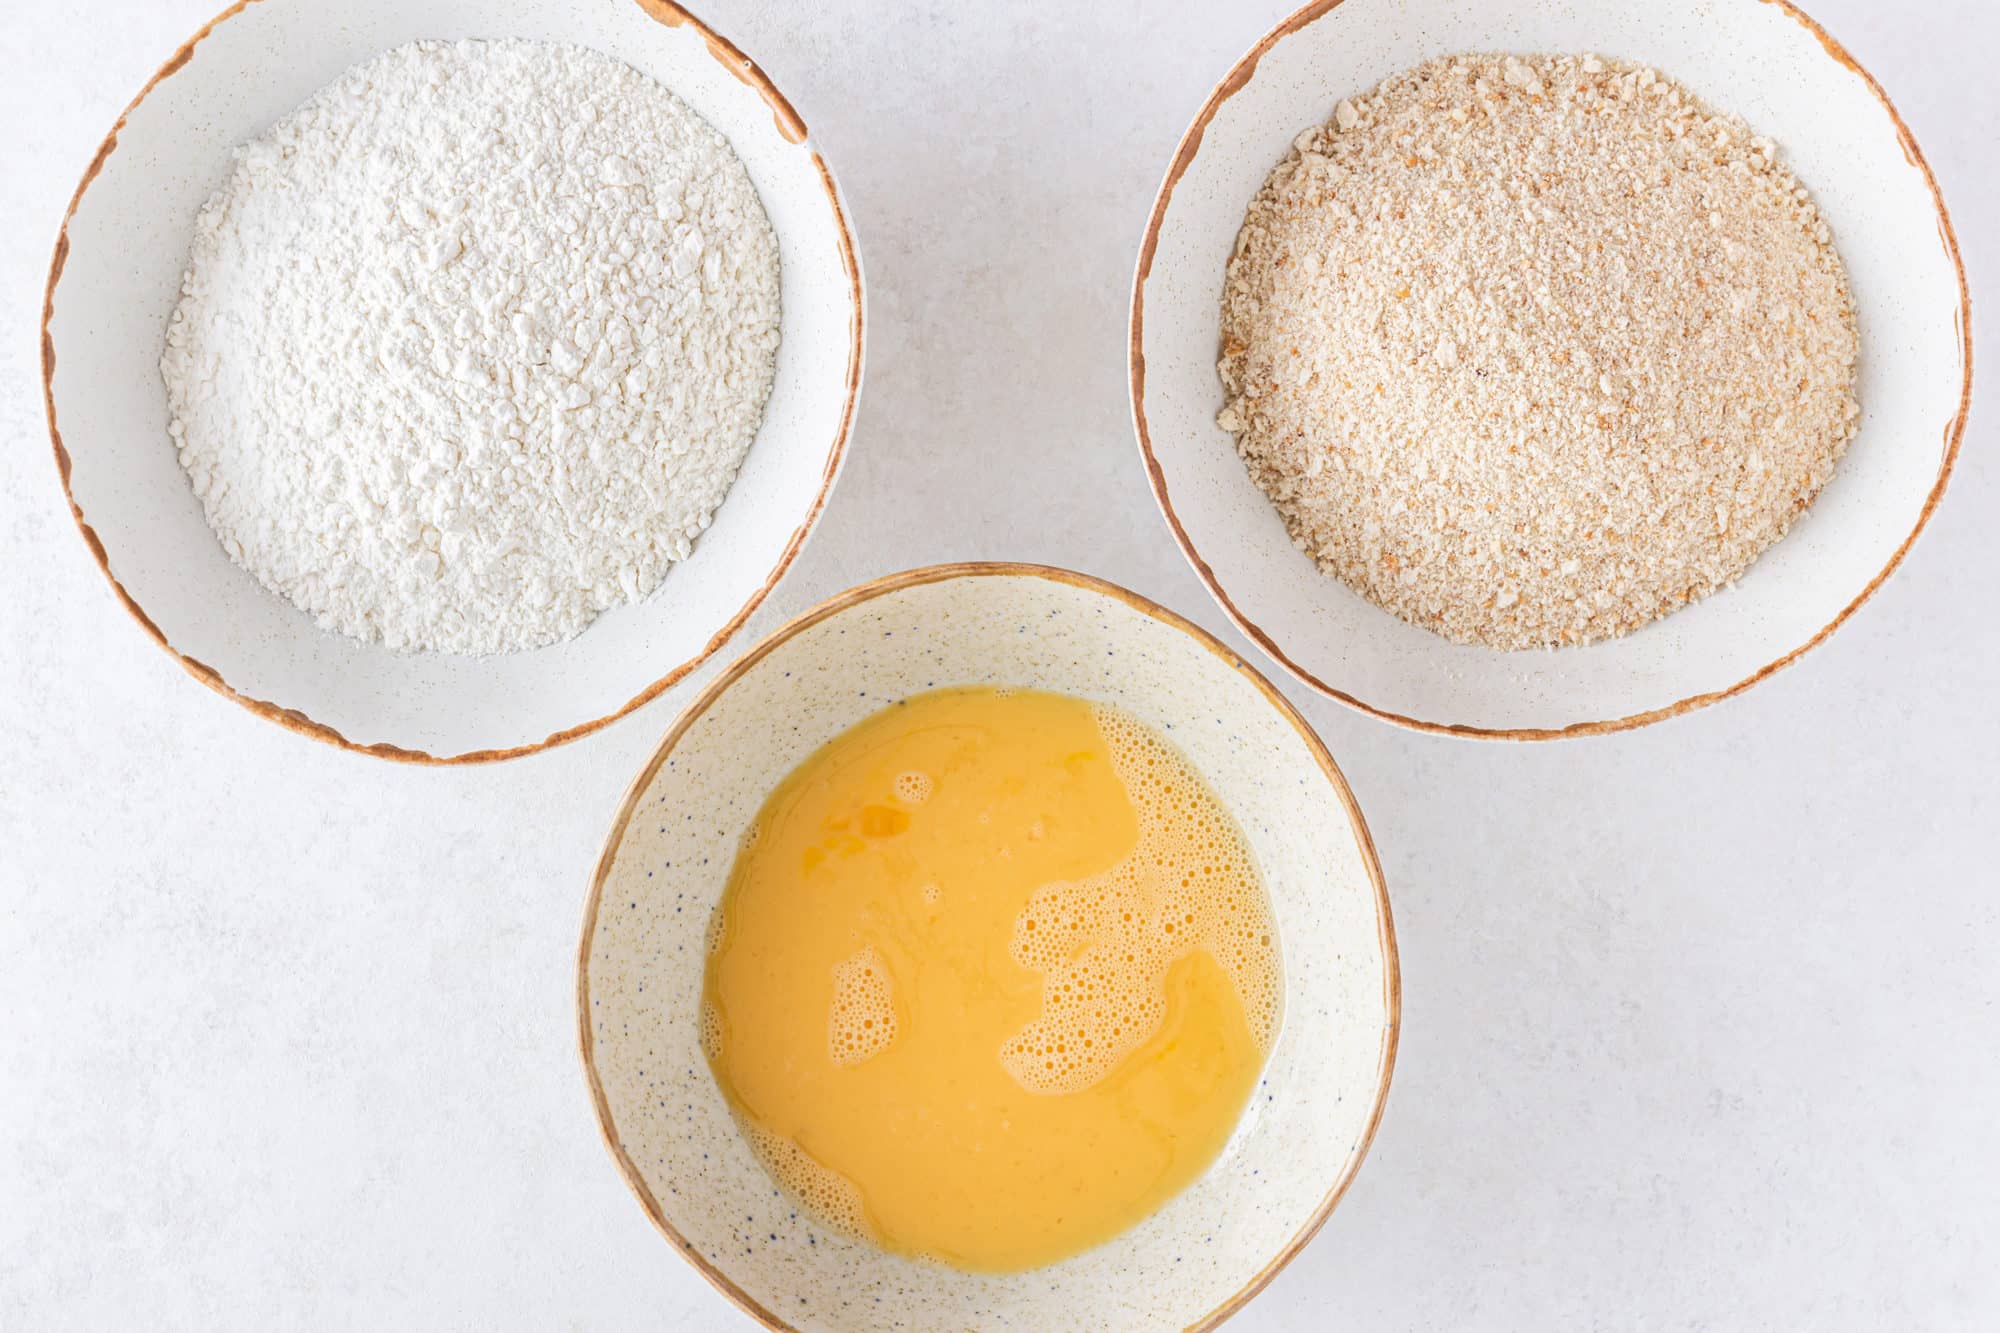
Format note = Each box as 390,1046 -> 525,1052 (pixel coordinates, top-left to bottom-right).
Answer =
702,687 -> 1280,1272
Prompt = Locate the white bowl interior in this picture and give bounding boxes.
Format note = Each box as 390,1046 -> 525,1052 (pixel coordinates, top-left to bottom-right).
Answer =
46,0 -> 859,758
1135,0 -> 1965,734
582,569 -> 1394,1331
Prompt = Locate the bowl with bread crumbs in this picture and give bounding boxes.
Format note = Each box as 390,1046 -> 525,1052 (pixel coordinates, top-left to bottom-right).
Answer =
42,0 -> 862,762
1131,0 -> 1970,738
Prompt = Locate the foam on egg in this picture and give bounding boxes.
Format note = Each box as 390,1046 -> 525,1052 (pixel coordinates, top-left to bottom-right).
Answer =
894,770 -> 933,804
828,944 -> 898,1067
739,1119 -> 870,1240
698,997 -> 724,1061
999,705 -> 1280,1096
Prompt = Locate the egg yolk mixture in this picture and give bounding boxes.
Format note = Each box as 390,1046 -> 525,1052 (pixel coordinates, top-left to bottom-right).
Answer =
701,686 -> 1280,1272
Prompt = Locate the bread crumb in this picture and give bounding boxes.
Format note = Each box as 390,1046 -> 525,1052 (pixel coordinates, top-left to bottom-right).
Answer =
1216,52 -> 1859,649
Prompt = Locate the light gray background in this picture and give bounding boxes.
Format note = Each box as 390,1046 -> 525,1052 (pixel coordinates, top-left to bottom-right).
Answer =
2,0 -> 1992,1327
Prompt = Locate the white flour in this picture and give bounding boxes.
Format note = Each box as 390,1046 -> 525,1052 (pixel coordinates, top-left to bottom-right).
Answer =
161,39 -> 781,654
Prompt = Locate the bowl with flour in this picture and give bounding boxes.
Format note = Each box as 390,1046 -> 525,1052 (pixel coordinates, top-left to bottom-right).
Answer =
43,0 -> 862,761
1130,0 -> 1970,738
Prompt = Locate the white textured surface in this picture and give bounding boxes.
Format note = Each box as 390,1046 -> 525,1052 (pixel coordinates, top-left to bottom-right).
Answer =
1,0 -> 1994,1328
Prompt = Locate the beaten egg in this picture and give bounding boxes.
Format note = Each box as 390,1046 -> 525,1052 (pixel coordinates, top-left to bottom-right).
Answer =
701,686 -> 1279,1272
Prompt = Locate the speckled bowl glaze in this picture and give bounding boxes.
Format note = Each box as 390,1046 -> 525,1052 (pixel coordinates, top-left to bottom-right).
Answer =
579,563 -> 1398,1331
41,0 -> 862,762
1131,0 -> 1971,739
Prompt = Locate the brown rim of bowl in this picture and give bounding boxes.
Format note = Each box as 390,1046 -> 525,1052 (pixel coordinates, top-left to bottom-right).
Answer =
576,560 -> 1402,1333
1128,0 -> 1974,742
38,0 -> 864,765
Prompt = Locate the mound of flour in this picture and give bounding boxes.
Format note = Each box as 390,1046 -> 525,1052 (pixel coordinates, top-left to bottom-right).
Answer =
161,39 -> 781,654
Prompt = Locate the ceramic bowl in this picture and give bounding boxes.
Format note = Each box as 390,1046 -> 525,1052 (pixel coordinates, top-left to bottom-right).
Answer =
579,563 -> 1398,1331
1130,0 -> 1970,739
41,0 -> 862,762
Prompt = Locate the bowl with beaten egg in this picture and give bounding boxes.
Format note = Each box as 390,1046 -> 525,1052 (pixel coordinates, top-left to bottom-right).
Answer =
578,562 -> 1398,1330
